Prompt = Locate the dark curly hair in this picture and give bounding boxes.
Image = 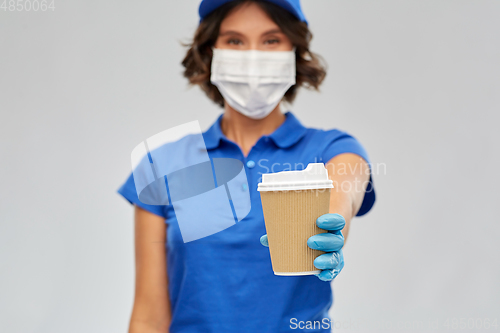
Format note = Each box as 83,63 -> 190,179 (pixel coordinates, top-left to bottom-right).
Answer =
181,0 -> 327,107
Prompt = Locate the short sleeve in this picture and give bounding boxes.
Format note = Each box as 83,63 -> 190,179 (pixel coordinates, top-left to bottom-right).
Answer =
117,172 -> 167,219
321,132 -> 376,216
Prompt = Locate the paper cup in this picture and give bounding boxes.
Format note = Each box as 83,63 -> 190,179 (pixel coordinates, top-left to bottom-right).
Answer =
258,163 -> 333,276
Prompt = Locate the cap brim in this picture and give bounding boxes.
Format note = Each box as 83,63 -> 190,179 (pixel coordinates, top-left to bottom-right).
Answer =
199,0 -> 307,24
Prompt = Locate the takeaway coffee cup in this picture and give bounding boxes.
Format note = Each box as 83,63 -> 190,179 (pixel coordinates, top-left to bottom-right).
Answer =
258,163 -> 333,275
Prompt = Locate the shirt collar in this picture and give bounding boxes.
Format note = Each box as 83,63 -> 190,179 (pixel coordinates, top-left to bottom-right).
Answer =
203,111 -> 308,150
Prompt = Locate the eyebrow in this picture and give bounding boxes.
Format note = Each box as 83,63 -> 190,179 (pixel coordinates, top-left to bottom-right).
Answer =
218,28 -> 284,37
262,28 -> 283,36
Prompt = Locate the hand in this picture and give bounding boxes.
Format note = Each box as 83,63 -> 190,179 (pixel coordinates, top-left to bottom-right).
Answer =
260,213 -> 345,282
307,213 -> 345,281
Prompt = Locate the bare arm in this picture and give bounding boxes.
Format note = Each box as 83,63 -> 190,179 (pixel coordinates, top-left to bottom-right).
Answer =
326,153 -> 370,243
128,206 -> 172,333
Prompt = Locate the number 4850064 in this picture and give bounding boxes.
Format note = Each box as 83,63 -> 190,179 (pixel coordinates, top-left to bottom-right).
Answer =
1,0 -> 55,11
443,318 -> 498,330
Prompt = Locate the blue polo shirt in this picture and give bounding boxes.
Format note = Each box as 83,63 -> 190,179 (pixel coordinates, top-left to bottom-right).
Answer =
117,112 -> 376,333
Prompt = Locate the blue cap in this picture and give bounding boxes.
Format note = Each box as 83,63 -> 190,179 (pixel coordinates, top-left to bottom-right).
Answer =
199,0 -> 307,24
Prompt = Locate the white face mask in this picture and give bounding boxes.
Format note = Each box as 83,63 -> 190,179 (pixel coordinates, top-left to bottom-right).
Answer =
210,48 -> 296,119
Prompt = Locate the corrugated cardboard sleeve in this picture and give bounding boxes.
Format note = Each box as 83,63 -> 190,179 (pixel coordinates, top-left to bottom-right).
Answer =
260,189 -> 331,275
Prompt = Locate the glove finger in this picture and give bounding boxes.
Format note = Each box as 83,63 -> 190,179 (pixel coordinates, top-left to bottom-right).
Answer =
307,233 -> 344,252
315,249 -> 345,281
334,249 -> 344,273
316,213 -> 346,231
315,269 -> 337,282
260,234 -> 269,247
314,252 -> 341,270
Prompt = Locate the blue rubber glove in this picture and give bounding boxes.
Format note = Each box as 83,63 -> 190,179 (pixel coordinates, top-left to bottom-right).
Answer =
260,213 -> 345,282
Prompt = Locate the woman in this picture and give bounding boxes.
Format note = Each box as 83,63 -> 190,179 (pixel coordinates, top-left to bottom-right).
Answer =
117,0 -> 376,332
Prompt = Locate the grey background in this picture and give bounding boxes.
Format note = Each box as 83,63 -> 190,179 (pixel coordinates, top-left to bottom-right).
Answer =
1,0 -> 499,332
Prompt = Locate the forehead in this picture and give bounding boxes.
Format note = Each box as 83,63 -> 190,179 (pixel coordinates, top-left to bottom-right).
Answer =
219,2 -> 280,33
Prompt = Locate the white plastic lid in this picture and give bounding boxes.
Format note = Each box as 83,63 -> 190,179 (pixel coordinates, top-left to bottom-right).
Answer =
257,163 -> 333,192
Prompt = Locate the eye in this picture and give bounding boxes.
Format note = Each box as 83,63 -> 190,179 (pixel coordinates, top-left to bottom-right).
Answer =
227,38 -> 243,45
264,38 -> 280,45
